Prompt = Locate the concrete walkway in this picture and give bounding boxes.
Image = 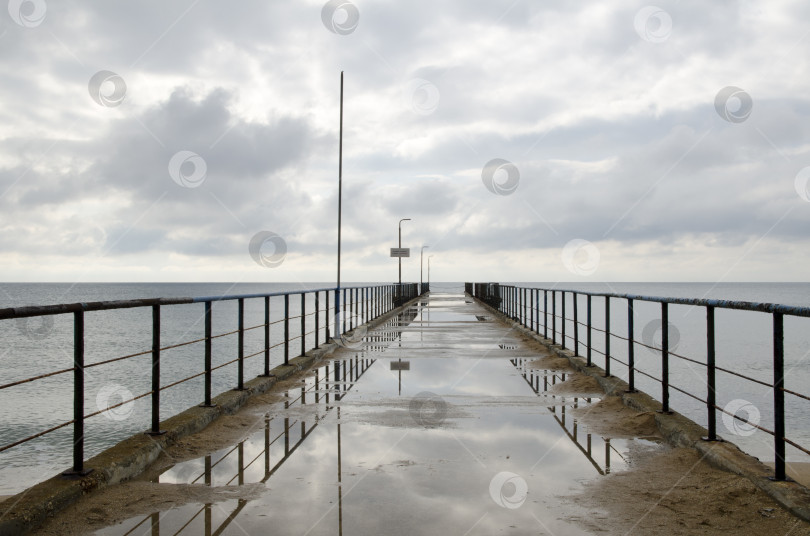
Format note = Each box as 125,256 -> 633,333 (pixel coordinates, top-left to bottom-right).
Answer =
70,292 -> 629,535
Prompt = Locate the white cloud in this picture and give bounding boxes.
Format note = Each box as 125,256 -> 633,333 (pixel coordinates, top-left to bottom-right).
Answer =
0,0 -> 809,282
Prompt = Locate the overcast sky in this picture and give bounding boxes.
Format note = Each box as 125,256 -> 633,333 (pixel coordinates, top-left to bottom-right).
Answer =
1,0 -> 809,283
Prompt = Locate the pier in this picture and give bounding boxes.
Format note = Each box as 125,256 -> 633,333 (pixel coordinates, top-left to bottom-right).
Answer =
2,288 -> 810,534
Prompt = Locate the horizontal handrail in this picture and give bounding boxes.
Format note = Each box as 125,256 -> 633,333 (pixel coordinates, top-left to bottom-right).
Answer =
0,284 -> 387,319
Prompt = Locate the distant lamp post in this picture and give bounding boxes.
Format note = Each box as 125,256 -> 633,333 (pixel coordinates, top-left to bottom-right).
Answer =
398,218 -> 411,294
428,255 -> 434,286
420,245 -> 429,293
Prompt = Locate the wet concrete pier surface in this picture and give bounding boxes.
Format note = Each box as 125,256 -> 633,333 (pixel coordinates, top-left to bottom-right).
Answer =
34,294 -> 810,535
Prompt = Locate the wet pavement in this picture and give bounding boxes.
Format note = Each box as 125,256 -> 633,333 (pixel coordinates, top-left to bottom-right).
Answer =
94,293 -> 660,536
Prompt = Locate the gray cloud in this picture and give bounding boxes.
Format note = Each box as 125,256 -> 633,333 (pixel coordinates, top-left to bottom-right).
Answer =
0,0 -> 809,281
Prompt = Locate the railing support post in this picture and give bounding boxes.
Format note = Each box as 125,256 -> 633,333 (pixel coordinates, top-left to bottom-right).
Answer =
627,298 -> 636,392
342,288 -> 347,334
149,304 -> 164,435
284,294 -> 290,365
543,290 -> 548,340
552,291 -> 556,345
301,293 -> 306,357
349,288 -> 354,331
586,295 -> 593,367
561,291 -> 566,350
201,301 -> 214,407
704,305 -> 717,441
660,302 -> 670,413
506,286 -> 515,318
315,292 -> 320,349
605,297 -> 611,378
263,296 -> 271,375
331,289 -> 336,342
64,310 -> 91,476
237,298 -> 245,390
773,312 -> 786,481
523,288 -> 527,326
573,292 -> 579,355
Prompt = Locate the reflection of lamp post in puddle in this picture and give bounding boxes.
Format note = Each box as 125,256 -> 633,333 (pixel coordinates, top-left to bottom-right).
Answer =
390,359 -> 410,396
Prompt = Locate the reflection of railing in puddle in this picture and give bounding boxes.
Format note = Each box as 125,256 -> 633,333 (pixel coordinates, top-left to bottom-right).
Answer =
119,313 -> 415,535
510,358 -> 627,475
123,359 -> 371,535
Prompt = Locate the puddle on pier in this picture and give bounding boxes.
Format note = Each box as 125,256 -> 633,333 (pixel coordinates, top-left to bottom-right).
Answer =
409,312 -> 483,322
94,297 -> 662,536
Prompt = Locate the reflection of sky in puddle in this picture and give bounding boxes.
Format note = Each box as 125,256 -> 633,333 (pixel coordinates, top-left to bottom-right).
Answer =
410,311 -> 481,322
96,297 -> 662,536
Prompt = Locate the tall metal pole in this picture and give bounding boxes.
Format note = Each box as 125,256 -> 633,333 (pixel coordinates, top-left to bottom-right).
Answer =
336,72 -> 343,336
420,245 -> 429,292
428,255 -> 434,285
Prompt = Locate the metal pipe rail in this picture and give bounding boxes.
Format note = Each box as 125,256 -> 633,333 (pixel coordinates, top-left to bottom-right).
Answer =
1,283 -> 421,478
466,282 -> 809,481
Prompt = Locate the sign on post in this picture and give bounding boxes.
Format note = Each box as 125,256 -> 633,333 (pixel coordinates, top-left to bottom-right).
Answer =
390,248 -> 410,258
390,361 -> 410,371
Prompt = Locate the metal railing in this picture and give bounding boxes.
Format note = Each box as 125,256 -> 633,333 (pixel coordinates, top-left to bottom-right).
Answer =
395,282 -> 421,306
0,283 -> 420,479
467,282 -> 810,481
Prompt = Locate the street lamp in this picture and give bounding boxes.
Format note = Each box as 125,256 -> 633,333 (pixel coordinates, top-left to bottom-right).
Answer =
398,218 -> 411,293
420,245 -> 429,293
428,255 -> 434,286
